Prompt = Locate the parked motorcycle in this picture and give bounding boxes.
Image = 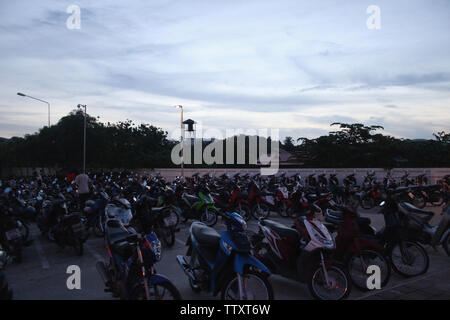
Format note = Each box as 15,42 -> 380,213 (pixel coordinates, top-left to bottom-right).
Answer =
249,204 -> 352,300
177,211 -> 274,300
96,214 -> 181,300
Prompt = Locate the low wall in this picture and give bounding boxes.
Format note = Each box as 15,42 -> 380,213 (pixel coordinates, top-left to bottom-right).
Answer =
2,167 -> 449,184
140,167 -> 450,184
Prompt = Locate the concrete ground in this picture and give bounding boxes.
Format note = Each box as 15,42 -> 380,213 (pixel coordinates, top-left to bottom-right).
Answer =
3,205 -> 449,300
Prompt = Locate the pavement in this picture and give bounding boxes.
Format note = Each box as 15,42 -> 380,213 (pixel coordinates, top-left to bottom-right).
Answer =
3,205 -> 449,300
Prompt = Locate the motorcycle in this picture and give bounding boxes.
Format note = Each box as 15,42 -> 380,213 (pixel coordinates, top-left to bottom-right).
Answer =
131,194 -> 178,248
364,188 -> 430,278
397,201 -> 450,256
179,184 -> 219,226
96,215 -> 181,300
249,204 -> 352,300
176,211 -> 274,300
324,206 -> 392,291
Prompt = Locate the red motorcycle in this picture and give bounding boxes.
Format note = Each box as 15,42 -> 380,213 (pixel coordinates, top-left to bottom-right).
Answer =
211,182 -> 251,220
246,181 -> 273,219
324,206 -> 391,291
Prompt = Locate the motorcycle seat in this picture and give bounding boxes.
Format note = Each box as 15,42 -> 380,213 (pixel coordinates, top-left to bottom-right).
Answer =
111,240 -> 135,258
191,222 -> 220,248
106,220 -> 131,244
261,219 -> 299,238
399,202 -> 434,222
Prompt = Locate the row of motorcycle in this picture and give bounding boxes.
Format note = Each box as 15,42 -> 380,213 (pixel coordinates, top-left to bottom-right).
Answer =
0,171 -> 449,300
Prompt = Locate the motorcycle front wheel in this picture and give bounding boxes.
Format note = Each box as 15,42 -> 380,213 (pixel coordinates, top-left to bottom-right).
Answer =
347,249 -> 391,291
309,265 -> 351,300
130,281 -> 182,300
156,227 -> 175,248
251,203 -> 271,219
390,240 -> 429,277
200,208 -> 218,227
221,270 -> 274,300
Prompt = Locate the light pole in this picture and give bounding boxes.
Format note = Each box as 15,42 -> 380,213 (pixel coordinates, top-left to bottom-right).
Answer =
77,104 -> 87,173
175,105 -> 184,177
17,92 -> 50,127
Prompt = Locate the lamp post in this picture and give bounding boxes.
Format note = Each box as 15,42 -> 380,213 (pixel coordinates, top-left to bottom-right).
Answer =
175,105 -> 184,176
17,92 -> 50,127
77,104 -> 87,173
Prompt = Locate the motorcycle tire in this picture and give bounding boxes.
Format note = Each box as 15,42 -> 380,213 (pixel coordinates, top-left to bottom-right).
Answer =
221,270 -> 274,300
129,281 -> 182,300
200,208 -> 218,227
251,203 -> 271,219
360,196 -> 374,210
442,232 -> 450,257
389,240 -> 429,277
347,249 -> 391,291
0,271 -> 13,300
308,264 -> 351,300
156,227 -> 175,248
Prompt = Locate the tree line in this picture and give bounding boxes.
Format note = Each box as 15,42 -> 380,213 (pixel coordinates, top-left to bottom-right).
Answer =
0,111 -> 449,171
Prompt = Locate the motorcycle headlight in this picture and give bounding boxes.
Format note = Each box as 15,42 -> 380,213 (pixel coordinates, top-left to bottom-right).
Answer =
312,230 -> 334,248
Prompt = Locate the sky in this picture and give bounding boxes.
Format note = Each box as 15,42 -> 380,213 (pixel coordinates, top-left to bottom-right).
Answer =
0,0 -> 449,141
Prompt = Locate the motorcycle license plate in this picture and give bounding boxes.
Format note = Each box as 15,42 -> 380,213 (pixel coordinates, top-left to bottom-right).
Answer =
71,223 -> 83,233
5,229 -> 21,241
164,217 -> 177,227
265,196 -> 274,205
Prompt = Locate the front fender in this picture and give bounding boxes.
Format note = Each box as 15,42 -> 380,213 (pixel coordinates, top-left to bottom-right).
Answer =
234,252 -> 271,276
148,273 -> 173,285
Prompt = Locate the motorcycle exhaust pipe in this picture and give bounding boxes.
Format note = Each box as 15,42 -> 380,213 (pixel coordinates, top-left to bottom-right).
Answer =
176,255 -> 196,282
96,261 -> 112,288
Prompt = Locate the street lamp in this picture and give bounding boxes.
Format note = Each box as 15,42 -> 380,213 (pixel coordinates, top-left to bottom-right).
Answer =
77,104 -> 87,173
17,92 -> 50,127
175,105 -> 184,176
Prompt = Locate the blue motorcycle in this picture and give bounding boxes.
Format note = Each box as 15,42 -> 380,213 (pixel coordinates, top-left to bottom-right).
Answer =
96,217 -> 181,300
177,211 -> 274,300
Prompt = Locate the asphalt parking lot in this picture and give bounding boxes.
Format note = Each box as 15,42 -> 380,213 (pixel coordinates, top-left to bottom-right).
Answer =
3,206 -> 450,300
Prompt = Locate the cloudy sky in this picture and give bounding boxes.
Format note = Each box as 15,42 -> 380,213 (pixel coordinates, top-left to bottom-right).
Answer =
1,0 -> 449,140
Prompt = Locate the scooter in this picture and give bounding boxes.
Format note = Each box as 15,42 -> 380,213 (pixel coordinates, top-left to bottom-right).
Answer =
249,203 -> 352,300
176,211 -> 274,300
397,201 -> 450,256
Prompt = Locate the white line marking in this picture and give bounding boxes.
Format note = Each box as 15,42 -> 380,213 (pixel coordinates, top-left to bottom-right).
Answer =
354,269 -> 450,300
34,238 -> 50,269
84,243 -> 104,261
